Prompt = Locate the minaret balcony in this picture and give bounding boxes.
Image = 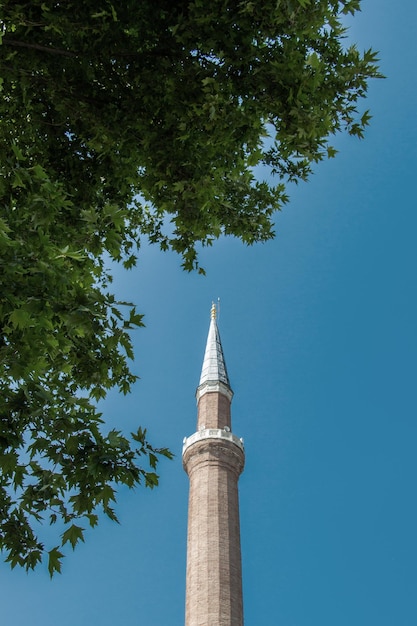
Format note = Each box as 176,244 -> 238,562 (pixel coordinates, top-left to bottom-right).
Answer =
182,428 -> 244,456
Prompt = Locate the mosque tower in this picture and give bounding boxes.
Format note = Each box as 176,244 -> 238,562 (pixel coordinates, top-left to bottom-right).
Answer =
182,303 -> 245,625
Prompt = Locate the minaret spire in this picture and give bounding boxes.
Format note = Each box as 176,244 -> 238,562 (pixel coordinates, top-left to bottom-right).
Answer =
183,305 -> 245,625
197,301 -> 232,403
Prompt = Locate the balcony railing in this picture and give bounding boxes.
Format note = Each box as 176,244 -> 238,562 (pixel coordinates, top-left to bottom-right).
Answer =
182,428 -> 244,455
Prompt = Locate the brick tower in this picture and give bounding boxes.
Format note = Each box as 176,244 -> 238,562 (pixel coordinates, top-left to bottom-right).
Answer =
183,303 -> 245,626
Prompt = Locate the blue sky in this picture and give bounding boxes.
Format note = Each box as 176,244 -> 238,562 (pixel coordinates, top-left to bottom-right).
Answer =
3,1 -> 417,624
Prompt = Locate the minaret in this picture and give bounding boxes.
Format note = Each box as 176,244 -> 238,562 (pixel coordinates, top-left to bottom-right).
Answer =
183,303 -> 245,626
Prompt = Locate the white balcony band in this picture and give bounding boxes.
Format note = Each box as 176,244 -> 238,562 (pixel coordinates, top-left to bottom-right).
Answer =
182,428 -> 244,456
196,380 -> 234,403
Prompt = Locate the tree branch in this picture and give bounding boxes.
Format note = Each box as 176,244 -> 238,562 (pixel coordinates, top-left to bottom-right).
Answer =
3,38 -> 78,59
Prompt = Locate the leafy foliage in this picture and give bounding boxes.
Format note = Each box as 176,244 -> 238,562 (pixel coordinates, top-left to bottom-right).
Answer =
0,0 -> 380,573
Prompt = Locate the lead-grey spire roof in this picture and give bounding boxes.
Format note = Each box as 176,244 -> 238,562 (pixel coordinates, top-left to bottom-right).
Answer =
197,303 -> 233,400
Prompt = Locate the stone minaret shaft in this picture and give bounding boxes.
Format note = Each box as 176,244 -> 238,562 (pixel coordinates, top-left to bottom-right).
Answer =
183,304 -> 245,626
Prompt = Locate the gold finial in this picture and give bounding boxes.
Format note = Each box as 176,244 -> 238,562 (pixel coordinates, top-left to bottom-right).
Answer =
211,302 -> 217,320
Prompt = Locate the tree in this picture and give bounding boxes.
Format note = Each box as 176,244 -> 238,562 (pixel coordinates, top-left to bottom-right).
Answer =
0,0 -> 381,574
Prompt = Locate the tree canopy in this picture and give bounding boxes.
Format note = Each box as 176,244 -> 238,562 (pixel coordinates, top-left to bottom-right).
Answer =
0,0 -> 380,574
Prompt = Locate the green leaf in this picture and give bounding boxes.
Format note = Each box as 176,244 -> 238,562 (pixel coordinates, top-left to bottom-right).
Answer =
31,164 -> 49,180
11,142 -> 24,161
145,472 -> 159,489
132,427 -> 146,444
9,308 -> 33,329
110,4 -> 118,21
48,547 -> 64,578
61,524 -> 85,550
306,52 -> 320,69
99,485 -> 116,506
25,549 -> 43,571
129,308 -> 144,328
86,514 -> 99,528
361,109 -> 372,127
0,452 -> 18,474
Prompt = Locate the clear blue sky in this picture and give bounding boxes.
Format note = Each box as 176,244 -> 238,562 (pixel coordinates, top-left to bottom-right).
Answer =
3,1 -> 416,624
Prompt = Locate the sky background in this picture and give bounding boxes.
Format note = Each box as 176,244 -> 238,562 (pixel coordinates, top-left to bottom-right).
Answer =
2,1 -> 417,624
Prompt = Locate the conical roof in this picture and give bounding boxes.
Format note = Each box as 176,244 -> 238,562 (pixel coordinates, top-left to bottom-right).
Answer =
198,303 -> 231,390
